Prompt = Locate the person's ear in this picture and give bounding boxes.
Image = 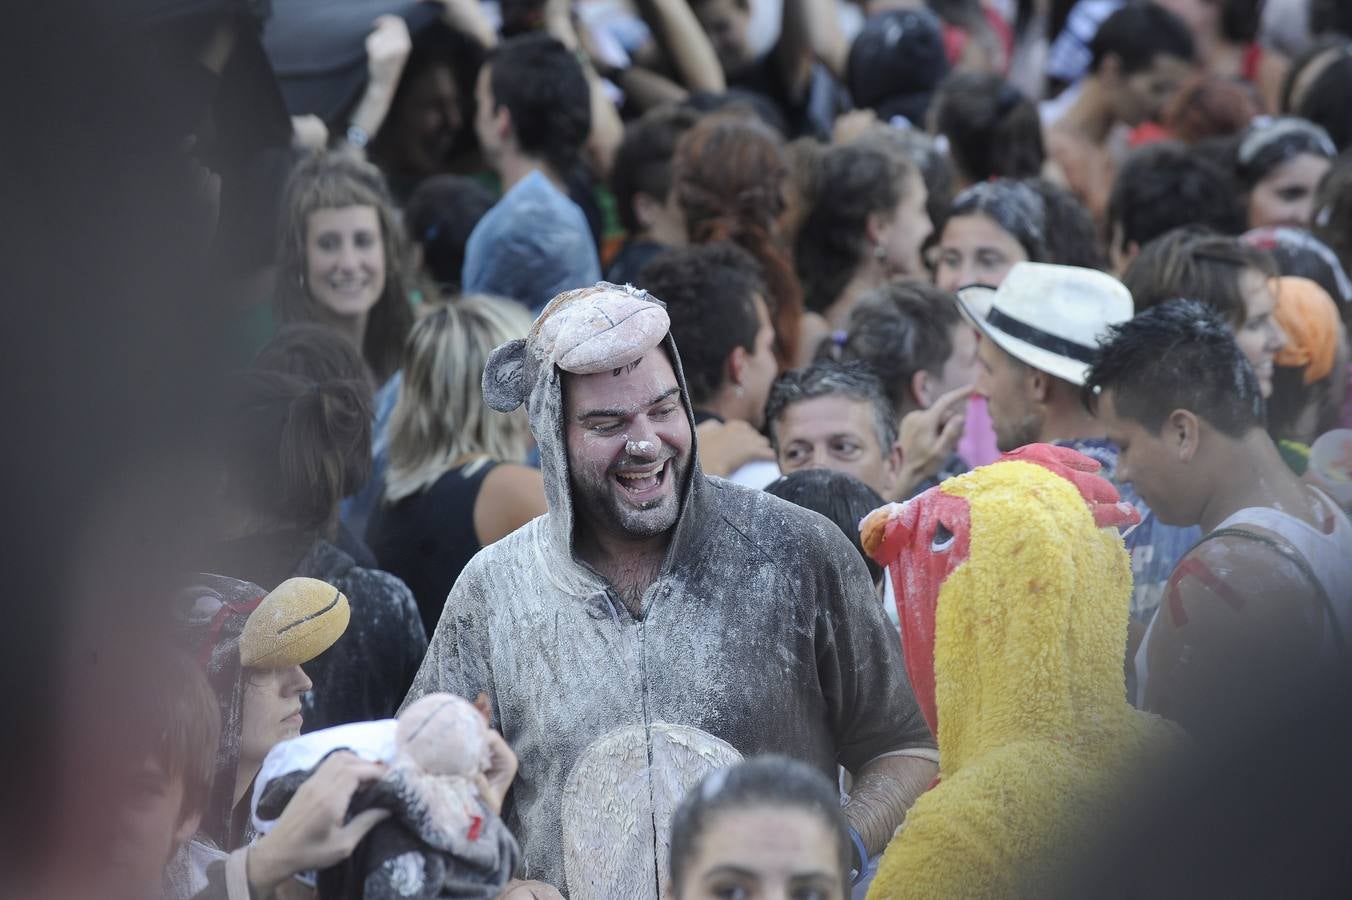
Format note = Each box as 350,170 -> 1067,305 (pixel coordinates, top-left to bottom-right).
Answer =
865,209 -> 890,248
726,345 -> 748,390
911,369 -> 933,409
632,192 -> 662,231
1099,53 -> 1123,88
1168,409 -> 1201,462
881,437 -> 903,494
494,105 -> 514,145
173,808 -> 202,850
1029,367 -> 1051,404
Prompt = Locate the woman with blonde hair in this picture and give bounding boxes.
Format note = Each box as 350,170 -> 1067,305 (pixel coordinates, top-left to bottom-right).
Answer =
274,151 -> 415,385
367,296 -> 545,631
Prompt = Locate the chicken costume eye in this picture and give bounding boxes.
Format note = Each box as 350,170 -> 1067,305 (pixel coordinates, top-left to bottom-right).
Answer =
931,522 -> 956,552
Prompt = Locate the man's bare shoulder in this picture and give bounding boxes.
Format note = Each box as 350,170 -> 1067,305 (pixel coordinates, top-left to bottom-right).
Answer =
1159,532 -> 1323,637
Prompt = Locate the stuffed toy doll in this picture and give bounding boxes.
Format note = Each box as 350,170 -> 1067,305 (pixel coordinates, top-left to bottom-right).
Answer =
254,693 -> 519,899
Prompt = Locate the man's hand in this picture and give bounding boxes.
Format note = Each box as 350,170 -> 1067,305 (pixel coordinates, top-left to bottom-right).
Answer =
343,15 -> 412,149
365,15 -> 412,98
895,387 -> 972,499
475,728 -> 519,816
290,115 -> 329,152
436,0 -> 499,49
247,752 -> 389,897
696,419 -> 776,478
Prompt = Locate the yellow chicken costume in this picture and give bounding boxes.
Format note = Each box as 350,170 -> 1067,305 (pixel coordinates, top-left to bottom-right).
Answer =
860,444 -> 1183,898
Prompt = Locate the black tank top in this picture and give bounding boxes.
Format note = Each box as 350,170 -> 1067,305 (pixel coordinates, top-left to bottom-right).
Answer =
366,460 -> 498,636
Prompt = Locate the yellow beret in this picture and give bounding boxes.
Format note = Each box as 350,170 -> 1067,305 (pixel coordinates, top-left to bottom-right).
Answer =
239,577 -> 350,669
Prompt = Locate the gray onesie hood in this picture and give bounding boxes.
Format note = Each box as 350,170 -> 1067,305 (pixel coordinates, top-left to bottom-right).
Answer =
483,281 -> 712,585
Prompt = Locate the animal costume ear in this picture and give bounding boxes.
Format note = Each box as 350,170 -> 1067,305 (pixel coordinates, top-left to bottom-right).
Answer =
483,338 -> 529,412
552,292 -> 671,375
239,577 -> 350,668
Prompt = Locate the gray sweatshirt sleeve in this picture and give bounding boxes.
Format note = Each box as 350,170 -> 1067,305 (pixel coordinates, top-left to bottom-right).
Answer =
813,520 -> 936,772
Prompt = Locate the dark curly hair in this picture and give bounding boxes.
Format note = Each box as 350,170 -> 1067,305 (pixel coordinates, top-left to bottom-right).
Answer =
485,33 -> 591,176
636,242 -> 765,406
794,139 -> 917,313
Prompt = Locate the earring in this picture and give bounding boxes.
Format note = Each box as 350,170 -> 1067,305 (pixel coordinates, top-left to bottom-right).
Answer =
873,244 -> 887,261
736,385 -> 745,397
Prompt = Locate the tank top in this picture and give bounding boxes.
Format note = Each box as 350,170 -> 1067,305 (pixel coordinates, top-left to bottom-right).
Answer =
366,459 -> 499,636
1136,488 -> 1352,703
1210,488 -> 1352,661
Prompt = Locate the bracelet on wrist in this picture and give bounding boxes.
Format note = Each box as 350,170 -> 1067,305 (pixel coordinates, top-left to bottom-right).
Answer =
848,826 -> 869,884
346,124 -> 371,149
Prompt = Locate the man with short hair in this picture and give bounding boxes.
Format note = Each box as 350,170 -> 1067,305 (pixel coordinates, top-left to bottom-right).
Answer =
637,242 -> 779,483
1086,300 -> 1352,736
1046,2 -> 1196,218
836,281 -> 980,497
1106,142 -> 1246,274
765,360 -> 905,501
407,283 -> 936,895
462,33 -> 601,312
607,105 -> 700,285
960,261 -> 1200,627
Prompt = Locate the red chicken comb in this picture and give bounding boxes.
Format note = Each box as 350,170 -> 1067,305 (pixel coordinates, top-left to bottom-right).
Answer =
1000,444 -> 1141,530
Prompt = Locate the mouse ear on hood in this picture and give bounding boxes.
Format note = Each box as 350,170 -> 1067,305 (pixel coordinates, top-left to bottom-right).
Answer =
483,338 -> 530,412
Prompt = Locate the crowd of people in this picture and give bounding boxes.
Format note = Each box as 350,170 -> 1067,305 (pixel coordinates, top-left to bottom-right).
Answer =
20,0 -> 1352,898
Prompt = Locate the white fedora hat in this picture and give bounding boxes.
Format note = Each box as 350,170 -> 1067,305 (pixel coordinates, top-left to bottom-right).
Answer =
955,262 -> 1134,386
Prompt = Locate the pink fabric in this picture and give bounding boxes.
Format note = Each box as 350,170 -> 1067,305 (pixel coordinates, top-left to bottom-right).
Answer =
958,395 -> 1001,467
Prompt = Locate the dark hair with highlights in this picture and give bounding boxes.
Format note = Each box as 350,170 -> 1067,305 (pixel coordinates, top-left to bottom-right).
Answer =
675,115 -> 802,367
611,105 -> 701,235
795,139 -> 918,313
1084,299 -> 1264,438
1122,228 -> 1274,326
222,369 -> 373,531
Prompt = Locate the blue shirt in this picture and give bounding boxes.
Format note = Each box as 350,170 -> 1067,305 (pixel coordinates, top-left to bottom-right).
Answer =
462,170 -> 601,314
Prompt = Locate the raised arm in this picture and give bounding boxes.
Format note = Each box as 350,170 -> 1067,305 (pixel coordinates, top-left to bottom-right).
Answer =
544,0 -> 625,178
783,0 -> 848,82
634,0 -> 727,93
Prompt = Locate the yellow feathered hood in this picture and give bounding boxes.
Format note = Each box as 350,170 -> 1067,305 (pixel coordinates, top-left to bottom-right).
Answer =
863,447 -> 1183,899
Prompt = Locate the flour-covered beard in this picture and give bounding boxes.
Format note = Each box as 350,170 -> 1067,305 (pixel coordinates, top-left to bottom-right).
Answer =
570,447 -> 689,539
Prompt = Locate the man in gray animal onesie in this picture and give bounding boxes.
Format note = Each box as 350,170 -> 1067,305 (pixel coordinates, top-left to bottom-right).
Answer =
405,282 -> 937,895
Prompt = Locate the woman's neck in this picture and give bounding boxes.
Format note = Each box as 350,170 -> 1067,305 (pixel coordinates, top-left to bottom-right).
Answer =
233,759 -> 261,815
827,264 -> 885,329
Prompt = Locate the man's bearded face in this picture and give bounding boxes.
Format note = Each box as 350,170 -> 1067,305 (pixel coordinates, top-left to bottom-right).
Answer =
564,351 -> 693,540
